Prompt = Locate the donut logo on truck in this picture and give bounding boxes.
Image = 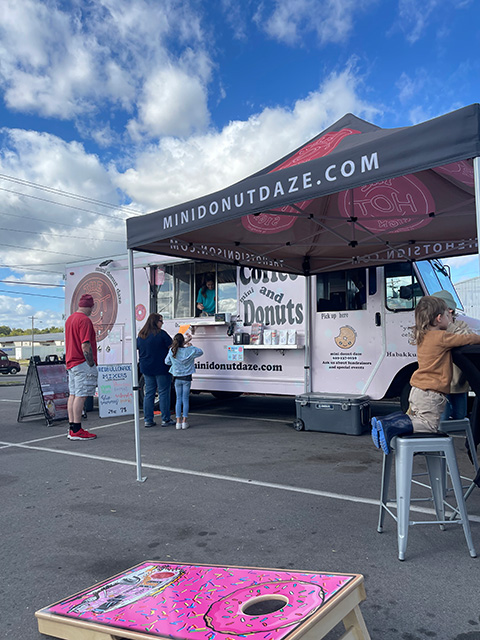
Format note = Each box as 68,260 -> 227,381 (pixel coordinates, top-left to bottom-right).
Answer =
70,272 -> 119,342
242,128 -> 361,235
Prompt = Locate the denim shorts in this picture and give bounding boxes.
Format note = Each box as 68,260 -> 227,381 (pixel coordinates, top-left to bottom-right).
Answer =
68,361 -> 98,397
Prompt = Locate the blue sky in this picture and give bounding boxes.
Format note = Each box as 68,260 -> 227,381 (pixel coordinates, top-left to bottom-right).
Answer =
0,0 -> 479,329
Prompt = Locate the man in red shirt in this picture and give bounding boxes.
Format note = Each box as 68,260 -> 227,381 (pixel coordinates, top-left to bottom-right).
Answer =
65,294 -> 98,440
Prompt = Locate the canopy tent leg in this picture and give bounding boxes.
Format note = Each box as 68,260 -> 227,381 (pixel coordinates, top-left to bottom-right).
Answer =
304,275 -> 312,393
128,249 -> 146,482
474,157 -> 480,272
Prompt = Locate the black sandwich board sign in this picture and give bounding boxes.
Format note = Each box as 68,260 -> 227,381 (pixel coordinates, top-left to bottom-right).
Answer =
18,359 -> 69,426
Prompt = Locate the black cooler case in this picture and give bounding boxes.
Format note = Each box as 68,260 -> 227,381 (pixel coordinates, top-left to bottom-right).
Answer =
295,393 -> 370,435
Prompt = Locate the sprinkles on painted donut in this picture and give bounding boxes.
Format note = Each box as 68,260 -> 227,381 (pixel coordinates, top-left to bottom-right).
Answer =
205,581 -> 325,634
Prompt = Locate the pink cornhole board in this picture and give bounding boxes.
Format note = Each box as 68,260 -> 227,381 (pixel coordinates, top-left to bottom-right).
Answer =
36,562 -> 370,640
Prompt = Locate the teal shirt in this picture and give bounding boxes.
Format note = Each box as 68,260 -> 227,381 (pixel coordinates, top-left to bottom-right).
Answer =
196,288 -> 215,314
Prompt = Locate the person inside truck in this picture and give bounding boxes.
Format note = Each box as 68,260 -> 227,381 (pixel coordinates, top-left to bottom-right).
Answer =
196,274 -> 216,316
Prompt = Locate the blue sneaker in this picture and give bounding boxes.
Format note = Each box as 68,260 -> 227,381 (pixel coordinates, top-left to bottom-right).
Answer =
376,412 -> 413,455
376,418 -> 390,455
161,418 -> 175,427
371,417 -> 380,449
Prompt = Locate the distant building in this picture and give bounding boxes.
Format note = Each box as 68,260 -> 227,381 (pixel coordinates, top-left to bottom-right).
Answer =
0,332 -> 64,360
455,277 -> 480,320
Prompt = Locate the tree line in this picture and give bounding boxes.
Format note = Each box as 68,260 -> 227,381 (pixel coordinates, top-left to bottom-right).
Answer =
0,326 -> 63,337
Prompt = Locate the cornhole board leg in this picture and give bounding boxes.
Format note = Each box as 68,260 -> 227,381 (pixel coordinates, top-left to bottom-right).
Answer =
297,583 -> 370,640
340,605 -> 371,640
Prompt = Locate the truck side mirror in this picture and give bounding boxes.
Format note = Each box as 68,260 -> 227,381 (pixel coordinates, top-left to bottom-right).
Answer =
399,285 -> 413,300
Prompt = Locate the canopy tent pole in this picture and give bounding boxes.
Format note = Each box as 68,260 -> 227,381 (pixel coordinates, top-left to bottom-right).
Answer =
128,249 -> 146,482
304,275 -> 312,393
474,157 -> 480,274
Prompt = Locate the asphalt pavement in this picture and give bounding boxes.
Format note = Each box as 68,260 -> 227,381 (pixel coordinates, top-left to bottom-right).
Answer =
1,383 -> 480,640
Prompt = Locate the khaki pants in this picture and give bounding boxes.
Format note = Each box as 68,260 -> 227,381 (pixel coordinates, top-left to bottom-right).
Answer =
408,387 -> 447,433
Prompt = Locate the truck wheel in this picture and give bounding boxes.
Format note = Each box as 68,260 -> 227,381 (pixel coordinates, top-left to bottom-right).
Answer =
211,391 -> 243,400
293,418 -> 305,431
9,367 -> 18,375
400,382 -> 411,413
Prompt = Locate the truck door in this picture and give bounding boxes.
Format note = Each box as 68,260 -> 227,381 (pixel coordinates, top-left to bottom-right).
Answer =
311,267 -> 386,396
369,262 -> 419,400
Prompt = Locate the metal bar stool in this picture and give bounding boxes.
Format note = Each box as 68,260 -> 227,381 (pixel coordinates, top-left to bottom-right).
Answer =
440,417 -> 479,474
377,433 -> 477,561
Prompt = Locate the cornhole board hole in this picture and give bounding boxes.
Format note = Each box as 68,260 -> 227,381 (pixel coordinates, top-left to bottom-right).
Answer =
35,562 -> 371,640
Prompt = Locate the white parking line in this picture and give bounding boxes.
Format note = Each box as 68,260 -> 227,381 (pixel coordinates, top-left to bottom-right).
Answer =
0,398 -> 21,402
189,412 -> 289,423
1,436 -> 479,522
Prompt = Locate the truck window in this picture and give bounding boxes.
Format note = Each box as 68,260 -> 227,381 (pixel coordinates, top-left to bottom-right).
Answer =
173,262 -> 193,318
416,259 -> 463,311
217,265 -> 237,314
195,262 -> 238,316
155,263 -> 194,319
155,261 -> 239,318
385,263 -> 422,311
316,268 -> 367,312
155,266 -> 173,318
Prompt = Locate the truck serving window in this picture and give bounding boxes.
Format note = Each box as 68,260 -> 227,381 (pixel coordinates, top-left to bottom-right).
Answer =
385,263 -> 422,311
195,262 -> 237,316
155,261 -> 238,318
155,263 -> 194,319
316,268 -> 367,312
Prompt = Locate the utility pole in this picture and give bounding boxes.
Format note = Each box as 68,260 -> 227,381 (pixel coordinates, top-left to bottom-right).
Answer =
29,315 -> 37,359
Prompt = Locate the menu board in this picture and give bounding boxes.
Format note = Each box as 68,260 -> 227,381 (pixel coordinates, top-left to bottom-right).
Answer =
18,360 -> 69,426
36,363 -> 69,421
98,364 -> 134,418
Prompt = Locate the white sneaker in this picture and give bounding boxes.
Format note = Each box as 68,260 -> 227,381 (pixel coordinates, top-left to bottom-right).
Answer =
182,421 -> 189,429
176,422 -> 182,430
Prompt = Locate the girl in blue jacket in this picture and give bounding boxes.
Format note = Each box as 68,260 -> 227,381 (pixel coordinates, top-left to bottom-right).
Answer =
165,333 -> 203,430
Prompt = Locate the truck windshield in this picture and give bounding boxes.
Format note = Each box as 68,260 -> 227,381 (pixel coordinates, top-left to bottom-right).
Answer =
415,259 -> 463,311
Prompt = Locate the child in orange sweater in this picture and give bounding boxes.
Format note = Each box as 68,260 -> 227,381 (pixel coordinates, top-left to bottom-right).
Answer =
372,296 -> 480,454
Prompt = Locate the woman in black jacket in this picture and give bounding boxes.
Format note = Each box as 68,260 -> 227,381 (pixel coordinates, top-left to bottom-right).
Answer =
137,313 -> 173,427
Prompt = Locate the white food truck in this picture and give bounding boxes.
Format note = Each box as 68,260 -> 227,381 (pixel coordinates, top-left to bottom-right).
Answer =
64,253 -> 478,421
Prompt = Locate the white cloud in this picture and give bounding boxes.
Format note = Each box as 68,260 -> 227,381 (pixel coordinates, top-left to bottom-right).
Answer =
128,66 -> 210,139
114,65 -> 379,209
0,294 -> 34,327
0,129 -> 128,269
0,0 -> 212,140
398,0 -> 444,44
255,0 -> 377,46
0,296 -> 63,329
